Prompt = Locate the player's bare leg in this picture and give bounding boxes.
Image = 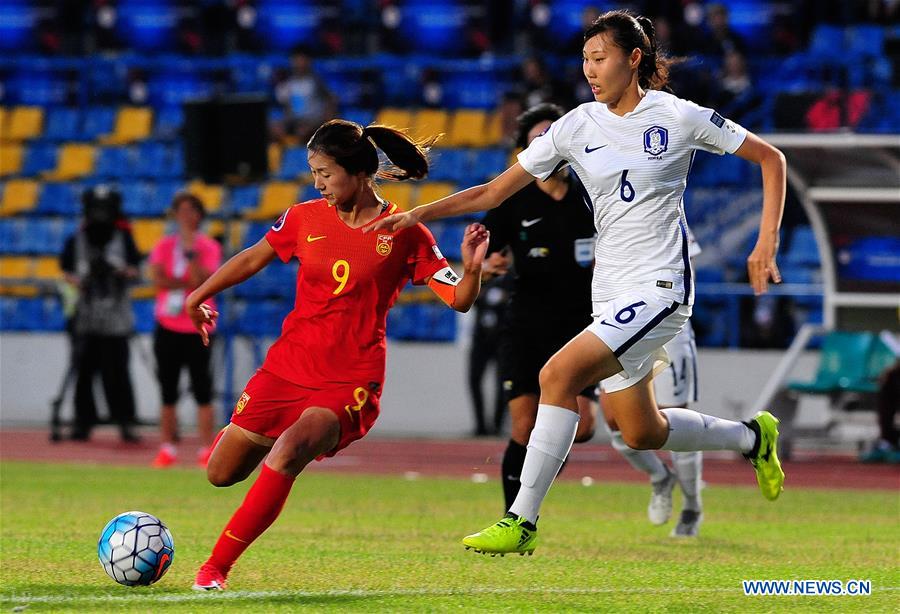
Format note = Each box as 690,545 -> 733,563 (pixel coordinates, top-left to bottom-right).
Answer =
205,424 -> 273,487
195,408 -> 341,590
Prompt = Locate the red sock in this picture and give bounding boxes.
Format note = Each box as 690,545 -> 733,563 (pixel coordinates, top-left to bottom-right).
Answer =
208,463 -> 295,574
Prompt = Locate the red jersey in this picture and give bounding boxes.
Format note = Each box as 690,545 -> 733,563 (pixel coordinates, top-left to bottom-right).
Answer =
262,198 -> 449,388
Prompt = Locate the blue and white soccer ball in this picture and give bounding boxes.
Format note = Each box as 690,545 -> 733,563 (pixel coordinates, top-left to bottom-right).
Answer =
97,511 -> 174,586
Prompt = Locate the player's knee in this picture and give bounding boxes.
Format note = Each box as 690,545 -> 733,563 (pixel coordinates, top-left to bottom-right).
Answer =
538,360 -> 575,395
206,466 -> 242,488
621,426 -> 665,450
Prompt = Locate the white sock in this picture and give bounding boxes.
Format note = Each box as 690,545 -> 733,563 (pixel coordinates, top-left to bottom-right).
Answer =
671,451 -> 702,511
509,404 -> 579,524
608,428 -> 669,483
660,408 -> 755,453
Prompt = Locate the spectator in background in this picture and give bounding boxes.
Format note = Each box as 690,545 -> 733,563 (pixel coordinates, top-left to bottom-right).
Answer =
496,91 -> 524,148
713,50 -> 761,123
60,185 -> 141,442
272,46 -> 338,144
518,57 -> 570,110
149,192 -> 223,468
859,333 -> 900,464
467,275 -> 511,436
704,3 -> 745,57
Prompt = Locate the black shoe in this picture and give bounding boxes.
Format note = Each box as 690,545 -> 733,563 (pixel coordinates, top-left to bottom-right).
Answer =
69,429 -> 91,441
120,428 -> 141,443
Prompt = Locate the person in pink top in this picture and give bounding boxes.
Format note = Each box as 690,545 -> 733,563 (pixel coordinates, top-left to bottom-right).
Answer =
149,192 -> 223,468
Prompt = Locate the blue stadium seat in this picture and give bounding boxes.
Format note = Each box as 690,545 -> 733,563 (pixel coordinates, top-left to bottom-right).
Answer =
133,300 -> 156,333
429,148 -> 468,182
229,185 -> 261,214
154,107 -> 184,140
808,25 -> 845,61
278,147 -> 309,179
232,299 -> 290,336
43,108 -> 82,141
784,226 -> 819,266
255,1 -> 329,51
469,148 -> 508,182
243,222 -> 273,249
342,108 -> 375,128
299,184 -> 321,202
36,182 -> 81,216
0,1 -> 38,53
94,147 -> 132,179
23,143 -> 58,175
116,3 -> 180,53
82,107 -> 117,141
847,25 -> 884,58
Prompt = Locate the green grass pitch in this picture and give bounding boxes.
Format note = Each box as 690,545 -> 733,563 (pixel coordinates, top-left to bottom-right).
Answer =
1,461 -> 897,612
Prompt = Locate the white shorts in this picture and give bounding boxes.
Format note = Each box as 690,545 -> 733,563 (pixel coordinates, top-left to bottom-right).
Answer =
590,290 -> 692,394
653,319 -> 698,406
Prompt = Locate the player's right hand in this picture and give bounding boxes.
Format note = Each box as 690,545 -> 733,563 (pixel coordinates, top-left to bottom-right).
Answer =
364,210 -> 419,233
187,303 -> 218,346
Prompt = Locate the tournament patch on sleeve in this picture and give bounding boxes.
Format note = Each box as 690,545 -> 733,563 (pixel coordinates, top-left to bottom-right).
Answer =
709,111 -> 725,128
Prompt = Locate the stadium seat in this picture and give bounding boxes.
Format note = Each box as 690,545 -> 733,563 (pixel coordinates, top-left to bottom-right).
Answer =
0,179 -> 39,216
377,182 -> 413,211
81,107 -> 117,141
5,106 -> 43,142
483,112 -> 503,147
94,146 -> 131,179
418,182 -> 456,206
0,256 -> 32,279
784,226 -> 820,266
445,110 -> 488,147
228,185 -> 261,214
0,143 -> 24,176
43,144 -> 96,180
411,109 -> 449,145
185,180 -> 224,214
788,331 -> 874,394
278,147 -> 309,180
247,182 -> 300,220
35,182 -> 80,216
22,142 -> 58,175
342,108 -> 375,127
469,148 -> 508,182
428,148 -> 468,182
43,108 -> 82,141
154,107 -> 184,140
32,256 -> 61,280
374,108 -> 413,130
100,107 -> 153,145
131,219 -> 168,254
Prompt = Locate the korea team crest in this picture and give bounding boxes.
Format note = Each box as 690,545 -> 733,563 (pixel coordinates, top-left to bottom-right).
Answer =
376,234 -> 393,256
643,126 -> 668,156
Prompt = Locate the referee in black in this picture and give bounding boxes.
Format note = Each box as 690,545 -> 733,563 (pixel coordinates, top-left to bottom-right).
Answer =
480,102 -> 599,512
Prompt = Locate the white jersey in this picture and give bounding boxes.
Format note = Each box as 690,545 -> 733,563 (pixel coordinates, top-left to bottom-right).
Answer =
517,90 -> 746,305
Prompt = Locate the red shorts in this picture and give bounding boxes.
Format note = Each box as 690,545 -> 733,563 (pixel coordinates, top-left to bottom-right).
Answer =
229,369 -> 382,458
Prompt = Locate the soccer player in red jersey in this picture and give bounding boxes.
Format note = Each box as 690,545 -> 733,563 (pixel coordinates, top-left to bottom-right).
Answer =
185,119 -> 489,590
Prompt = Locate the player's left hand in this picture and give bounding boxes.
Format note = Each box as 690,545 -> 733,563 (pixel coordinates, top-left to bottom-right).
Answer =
747,239 -> 781,295
461,223 -> 490,272
187,302 -> 218,346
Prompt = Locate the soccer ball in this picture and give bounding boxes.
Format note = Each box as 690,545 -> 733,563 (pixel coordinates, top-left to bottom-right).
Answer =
97,511 -> 174,586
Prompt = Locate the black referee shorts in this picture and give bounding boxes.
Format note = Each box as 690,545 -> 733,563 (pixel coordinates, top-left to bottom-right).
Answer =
498,316 -> 596,403
153,325 -> 214,406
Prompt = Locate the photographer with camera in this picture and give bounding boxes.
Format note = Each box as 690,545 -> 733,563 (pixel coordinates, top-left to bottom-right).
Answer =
60,185 -> 142,442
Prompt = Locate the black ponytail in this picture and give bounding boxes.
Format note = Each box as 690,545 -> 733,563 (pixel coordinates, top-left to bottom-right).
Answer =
307,119 -> 435,182
583,10 -> 677,91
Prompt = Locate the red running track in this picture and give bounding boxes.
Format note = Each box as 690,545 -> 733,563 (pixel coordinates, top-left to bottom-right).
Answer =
1,428 -> 898,491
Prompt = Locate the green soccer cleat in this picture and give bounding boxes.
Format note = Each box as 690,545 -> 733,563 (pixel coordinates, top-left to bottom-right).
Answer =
462,513 -> 538,556
746,411 -> 785,501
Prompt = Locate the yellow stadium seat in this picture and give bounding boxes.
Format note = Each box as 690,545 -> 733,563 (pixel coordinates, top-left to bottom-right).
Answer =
32,257 -> 62,280
246,182 -> 300,220
6,107 -> 44,142
100,107 -> 153,144
0,256 -> 33,279
0,108 -> 8,139
185,180 -> 224,213
417,182 -> 456,205
268,143 -> 282,177
411,109 -> 449,145
483,111 -> 503,147
0,179 -> 39,216
131,285 -> 157,299
377,182 -> 414,211
43,144 -> 95,180
446,110 -> 488,147
0,143 -> 24,176
374,108 -> 413,130
131,219 -> 168,254
205,219 -> 242,250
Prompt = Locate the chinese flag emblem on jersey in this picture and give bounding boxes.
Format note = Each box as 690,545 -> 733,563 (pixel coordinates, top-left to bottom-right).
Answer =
376,234 -> 393,256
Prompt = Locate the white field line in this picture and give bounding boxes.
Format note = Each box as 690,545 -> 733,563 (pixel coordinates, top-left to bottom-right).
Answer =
2,586 -> 898,605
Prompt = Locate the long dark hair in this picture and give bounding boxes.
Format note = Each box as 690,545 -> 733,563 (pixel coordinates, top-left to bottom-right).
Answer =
307,119 -> 436,181
583,10 -> 676,91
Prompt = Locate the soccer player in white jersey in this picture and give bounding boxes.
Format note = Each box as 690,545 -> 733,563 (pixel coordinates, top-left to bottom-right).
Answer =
603,227 -> 703,537
368,10 -> 786,555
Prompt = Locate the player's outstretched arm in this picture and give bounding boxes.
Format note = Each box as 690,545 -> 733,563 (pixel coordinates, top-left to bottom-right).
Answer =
366,164 -> 535,233
184,238 -> 277,345
734,132 -> 786,295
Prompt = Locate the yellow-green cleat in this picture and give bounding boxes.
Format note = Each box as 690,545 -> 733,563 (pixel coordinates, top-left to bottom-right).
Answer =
746,411 -> 785,501
462,513 -> 538,556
